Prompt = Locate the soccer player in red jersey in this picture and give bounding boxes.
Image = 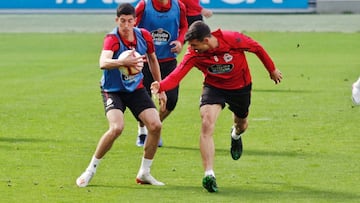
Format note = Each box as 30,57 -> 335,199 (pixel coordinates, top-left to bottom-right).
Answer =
151,21 -> 283,192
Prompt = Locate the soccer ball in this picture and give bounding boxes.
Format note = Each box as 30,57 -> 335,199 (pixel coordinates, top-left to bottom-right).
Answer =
118,50 -> 144,76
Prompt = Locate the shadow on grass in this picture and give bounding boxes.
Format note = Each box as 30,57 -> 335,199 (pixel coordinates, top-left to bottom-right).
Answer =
239,149 -> 307,157
220,183 -> 360,202
86,182 -> 359,202
253,89 -> 318,93
161,145 -> 199,151
163,145 -> 307,158
0,136 -> 56,143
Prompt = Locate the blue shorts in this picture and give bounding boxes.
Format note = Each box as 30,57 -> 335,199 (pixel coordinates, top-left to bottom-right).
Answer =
101,88 -> 156,121
200,84 -> 252,118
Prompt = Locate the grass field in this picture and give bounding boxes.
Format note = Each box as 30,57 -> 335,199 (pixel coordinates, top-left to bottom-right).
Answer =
0,30 -> 359,202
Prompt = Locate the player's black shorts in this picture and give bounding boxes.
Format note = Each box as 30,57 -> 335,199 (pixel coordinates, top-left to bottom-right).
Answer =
100,88 -> 156,121
200,84 -> 252,118
142,59 -> 179,111
187,15 -> 203,27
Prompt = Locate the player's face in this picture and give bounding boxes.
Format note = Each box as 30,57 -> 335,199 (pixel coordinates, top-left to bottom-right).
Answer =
116,15 -> 135,35
188,39 -> 210,53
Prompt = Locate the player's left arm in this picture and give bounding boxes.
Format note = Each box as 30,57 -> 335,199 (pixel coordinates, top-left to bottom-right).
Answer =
170,1 -> 188,54
177,1 -> 188,44
238,33 -> 283,84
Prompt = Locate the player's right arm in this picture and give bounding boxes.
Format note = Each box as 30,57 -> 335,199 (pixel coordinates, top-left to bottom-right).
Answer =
99,35 -> 142,70
135,0 -> 145,26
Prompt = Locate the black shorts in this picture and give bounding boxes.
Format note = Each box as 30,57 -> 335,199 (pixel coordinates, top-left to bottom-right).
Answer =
142,59 -> 179,111
200,84 -> 252,118
187,15 -> 203,27
101,88 -> 156,121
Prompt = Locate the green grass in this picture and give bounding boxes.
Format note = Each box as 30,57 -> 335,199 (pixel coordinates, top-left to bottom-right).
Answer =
0,32 -> 359,202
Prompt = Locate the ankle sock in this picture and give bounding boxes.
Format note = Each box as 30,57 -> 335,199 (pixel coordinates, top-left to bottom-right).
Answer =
86,156 -> 101,173
138,125 -> 148,135
231,127 -> 243,140
205,170 -> 215,177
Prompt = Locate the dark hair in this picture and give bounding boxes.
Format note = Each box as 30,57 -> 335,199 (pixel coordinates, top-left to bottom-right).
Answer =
185,21 -> 211,42
116,3 -> 135,17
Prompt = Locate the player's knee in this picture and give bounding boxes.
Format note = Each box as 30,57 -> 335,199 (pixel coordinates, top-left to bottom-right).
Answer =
146,120 -> 162,134
109,124 -> 123,137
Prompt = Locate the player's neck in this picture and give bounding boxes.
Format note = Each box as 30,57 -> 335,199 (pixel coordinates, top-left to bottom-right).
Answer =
208,36 -> 218,49
119,31 -> 135,42
157,0 -> 168,5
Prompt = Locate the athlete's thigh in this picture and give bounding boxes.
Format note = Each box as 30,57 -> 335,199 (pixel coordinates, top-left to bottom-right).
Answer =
101,91 -> 126,114
200,85 -> 226,108
225,85 -> 251,119
200,104 -> 222,124
138,108 -> 161,127
106,109 -> 125,129
125,88 -> 156,121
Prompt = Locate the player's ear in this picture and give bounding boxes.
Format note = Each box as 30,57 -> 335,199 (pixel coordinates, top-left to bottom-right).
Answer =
203,37 -> 210,44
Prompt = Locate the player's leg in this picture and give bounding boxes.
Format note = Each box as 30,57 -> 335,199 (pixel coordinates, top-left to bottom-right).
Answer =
94,109 -> 125,158
128,89 -> 164,185
76,109 -> 124,187
160,86 -> 178,120
229,115 -> 247,161
157,59 -> 179,146
76,92 -> 125,187
139,108 -> 162,159
226,84 -> 251,160
198,85 -> 225,192
136,63 -> 152,146
199,104 -> 221,192
135,108 -> 164,185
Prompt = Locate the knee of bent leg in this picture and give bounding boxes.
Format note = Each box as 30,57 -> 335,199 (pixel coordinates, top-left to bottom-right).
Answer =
109,123 -> 124,137
147,120 -> 162,134
201,113 -> 216,131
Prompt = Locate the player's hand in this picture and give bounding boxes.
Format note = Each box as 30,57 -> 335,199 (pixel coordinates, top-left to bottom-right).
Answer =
201,8 -> 213,18
270,69 -> 283,84
151,81 -> 160,94
170,40 -> 182,54
158,92 -> 167,112
151,81 -> 167,112
119,49 -> 145,68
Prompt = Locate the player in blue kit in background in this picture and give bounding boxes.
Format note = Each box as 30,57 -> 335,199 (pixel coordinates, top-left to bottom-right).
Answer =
135,0 -> 188,147
76,3 -> 167,187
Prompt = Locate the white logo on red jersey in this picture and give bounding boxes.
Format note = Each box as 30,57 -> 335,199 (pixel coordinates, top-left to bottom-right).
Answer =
223,53 -> 233,63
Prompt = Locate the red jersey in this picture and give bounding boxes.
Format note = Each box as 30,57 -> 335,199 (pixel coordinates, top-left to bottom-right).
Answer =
102,28 -> 155,54
180,0 -> 202,16
135,0 -> 188,44
159,29 -> 276,91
